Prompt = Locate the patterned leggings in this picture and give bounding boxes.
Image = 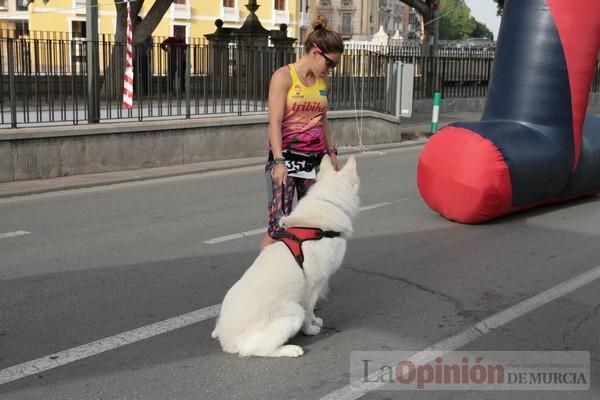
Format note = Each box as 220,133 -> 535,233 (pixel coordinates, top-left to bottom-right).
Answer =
265,161 -> 317,238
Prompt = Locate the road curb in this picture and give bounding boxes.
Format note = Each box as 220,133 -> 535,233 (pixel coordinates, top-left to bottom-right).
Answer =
0,138 -> 428,199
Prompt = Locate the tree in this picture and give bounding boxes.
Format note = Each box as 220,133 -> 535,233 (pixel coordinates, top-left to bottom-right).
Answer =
114,0 -> 173,46
32,0 -> 171,44
107,0 -> 173,96
470,19 -> 493,40
34,0 -> 174,95
438,0 -> 475,40
494,0 -> 505,15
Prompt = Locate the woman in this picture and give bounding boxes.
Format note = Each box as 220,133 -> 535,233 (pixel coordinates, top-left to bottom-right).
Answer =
261,16 -> 344,249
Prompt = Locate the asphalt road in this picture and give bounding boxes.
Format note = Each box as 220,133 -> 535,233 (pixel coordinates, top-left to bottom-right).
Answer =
1,146 -> 599,399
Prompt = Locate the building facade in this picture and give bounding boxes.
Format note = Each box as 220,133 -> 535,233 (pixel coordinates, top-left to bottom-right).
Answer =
0,0 -> 419,44
0,0 -> 29,35
2,0 -> 314,42
379,0 -> 421,40
309,0 -> 422,42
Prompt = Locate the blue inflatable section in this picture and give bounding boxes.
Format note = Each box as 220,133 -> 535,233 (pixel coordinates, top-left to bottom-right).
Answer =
417,0 -> 600,223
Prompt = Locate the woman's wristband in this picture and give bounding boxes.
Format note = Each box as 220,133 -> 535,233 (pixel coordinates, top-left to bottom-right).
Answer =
327,147 -> 338,156
272,157 -> 286,166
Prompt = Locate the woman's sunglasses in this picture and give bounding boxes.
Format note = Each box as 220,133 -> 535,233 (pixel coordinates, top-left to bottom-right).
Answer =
312,43 -> 338,69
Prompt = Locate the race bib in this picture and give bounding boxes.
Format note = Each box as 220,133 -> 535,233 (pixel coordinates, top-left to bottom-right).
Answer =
283,151 -> 318,179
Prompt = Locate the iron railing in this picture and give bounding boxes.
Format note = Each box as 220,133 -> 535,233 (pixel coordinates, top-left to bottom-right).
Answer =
0,38 -> 400,127
1,34 -> 599,129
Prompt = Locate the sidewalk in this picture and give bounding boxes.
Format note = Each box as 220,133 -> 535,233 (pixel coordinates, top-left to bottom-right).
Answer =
0,141 -> 432,199
0,110 -> 479,199
9,104 -> 600,199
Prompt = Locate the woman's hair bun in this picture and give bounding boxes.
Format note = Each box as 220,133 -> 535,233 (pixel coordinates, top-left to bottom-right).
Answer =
311,15 -> 328,31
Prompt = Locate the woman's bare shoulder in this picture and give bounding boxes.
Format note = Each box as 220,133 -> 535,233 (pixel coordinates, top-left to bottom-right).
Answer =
271,65 -> 293,86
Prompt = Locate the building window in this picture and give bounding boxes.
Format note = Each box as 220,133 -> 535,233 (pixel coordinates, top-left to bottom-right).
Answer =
16,0 -> 29,11
320,0 -> 331,7
0,0 -> 8,10
341,12 -> 352,34
223,0 -> 238,21
72,20 -> 86,39
409,13 -> 418,32
15,21 -> 29,37
174,25 -> 187,37
342,0 -> 353,7
274,0 -> 285,11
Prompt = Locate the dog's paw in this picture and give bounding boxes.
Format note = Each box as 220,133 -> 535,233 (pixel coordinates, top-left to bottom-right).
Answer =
312,317 -> 323,327
278,345 -> 304,357
303,324 -> 321,336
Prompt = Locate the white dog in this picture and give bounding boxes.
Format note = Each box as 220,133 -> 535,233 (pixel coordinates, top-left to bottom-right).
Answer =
211,155 -> 360,357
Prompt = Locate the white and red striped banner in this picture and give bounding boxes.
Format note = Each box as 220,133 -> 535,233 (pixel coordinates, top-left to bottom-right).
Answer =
122,0 -> 134,109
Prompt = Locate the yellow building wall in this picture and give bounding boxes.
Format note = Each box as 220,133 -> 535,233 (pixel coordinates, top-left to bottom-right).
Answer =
0,21 -> 11,31
27,0 -> 305,42
29,0 -> 75,35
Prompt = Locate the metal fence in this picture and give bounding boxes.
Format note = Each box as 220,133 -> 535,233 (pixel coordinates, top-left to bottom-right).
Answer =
1,34 -> 599,129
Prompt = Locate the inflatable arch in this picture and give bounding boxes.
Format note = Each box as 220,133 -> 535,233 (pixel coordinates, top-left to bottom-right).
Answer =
417,0 -> 600,223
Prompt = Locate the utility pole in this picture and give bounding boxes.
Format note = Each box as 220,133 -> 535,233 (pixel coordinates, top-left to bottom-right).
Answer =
86,0 -> 100,123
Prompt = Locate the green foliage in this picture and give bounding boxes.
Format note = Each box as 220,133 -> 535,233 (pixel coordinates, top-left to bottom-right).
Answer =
439,0 -> 476,40
471,19 -> 494,40
437,0 -> 496,40
495,0 -> 505,15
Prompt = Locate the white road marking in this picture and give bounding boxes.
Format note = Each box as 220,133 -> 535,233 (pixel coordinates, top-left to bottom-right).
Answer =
0,304 -> 221,386
2,261 -> 598,390
204,227 -> 267,244
320,263 -> 600,400
359,202 -> 393,212
0,230 -> 30,239
0,200 -> 399,382
204,202 -> 398,245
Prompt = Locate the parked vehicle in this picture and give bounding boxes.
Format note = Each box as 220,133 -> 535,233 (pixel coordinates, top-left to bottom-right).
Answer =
457,37 -> 495,48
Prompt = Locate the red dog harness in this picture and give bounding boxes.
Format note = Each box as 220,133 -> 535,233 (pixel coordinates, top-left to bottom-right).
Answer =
273,227 -> 342,269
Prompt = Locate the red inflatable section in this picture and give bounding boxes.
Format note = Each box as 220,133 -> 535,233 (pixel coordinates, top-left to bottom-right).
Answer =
547,0 -> 600,168
417,127 -> 513,223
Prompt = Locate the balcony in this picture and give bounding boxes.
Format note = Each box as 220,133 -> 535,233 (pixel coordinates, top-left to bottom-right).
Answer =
223,6 -> 239,22
73,0 -> 86,14
171,1 -> 191,20
273,9 -> 289,25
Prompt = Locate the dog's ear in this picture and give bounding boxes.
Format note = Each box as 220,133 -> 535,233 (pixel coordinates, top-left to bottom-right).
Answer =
341,156 -> 359,183
317,154 -> 334,180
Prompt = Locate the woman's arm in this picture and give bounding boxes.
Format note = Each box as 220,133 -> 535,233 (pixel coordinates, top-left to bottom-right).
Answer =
322,114 -> 339,170
323,77 -> 339,170
268,66 -> 292,183
268,66 -> 291,159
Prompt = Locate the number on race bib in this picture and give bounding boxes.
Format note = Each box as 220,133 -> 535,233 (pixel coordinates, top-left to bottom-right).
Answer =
284,158 -> 316,179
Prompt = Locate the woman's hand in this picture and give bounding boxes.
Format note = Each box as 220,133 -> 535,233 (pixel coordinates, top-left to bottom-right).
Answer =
272,163 -> 288,185
330,153 -> 340,171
